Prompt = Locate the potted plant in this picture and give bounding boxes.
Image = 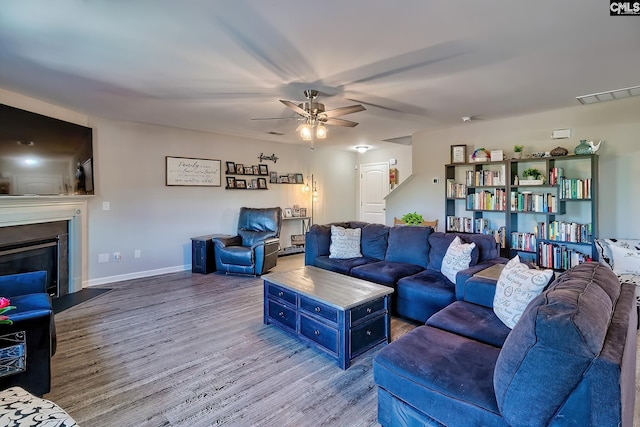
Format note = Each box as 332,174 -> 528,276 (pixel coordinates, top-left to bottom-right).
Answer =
520,168 -> 545,184
514,145 -> 524,159
400,212 -> 424,225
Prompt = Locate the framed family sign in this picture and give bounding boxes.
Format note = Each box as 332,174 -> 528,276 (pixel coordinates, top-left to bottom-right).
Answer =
450,145 -> 467,164
166,156 -> 221,187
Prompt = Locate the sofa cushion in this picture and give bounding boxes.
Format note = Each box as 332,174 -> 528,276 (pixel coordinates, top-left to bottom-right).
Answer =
428,233 -> 479,271
384,226 -> 431,269
493,256 -> 554,328
313,255 -> 378,275
493,262 -> 619,426
329,225 -> 362,259
360,223 -> 389,260
351,261 -> 424,287
427,301 -> 511,348
396,270 -> 456,322
606,240 -> 640,275
373,325 -> 504,427
441,236 -> 476,284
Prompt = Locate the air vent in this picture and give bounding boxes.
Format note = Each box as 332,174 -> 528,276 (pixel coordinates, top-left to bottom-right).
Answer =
266,131 -> 284,136
577,84 -> 640,105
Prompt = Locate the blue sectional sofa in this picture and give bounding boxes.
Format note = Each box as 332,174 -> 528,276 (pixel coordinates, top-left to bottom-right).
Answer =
373,262 -> 637,427
304,221 -> 506,323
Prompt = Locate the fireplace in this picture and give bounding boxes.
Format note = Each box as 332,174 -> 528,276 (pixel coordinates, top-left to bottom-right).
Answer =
0,198 -> 87,295
0,221 -> 68,297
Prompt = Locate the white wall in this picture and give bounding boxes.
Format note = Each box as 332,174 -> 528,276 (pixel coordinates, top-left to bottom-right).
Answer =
0,88 -> 358,284
387,95 -> 640,239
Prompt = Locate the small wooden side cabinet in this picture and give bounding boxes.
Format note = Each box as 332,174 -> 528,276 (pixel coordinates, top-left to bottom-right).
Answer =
191,234 -> 228,274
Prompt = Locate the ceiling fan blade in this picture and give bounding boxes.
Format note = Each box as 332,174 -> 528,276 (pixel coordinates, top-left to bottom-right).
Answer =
251,117 -> 296,121
280,100 -> 310,117
325,118 -> 359,128
322,104 -> 366,118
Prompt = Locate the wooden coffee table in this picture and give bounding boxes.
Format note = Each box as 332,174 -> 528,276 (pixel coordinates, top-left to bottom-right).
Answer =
263,266 -> 394,369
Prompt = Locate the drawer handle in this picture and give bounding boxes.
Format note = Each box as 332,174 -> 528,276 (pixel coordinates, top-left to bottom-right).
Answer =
366,330 -> 372,336
278,291 -> 284,297
315,306 -> 321,312
366,307 -> 372,314
314,330 -> 320,336
279,311 -> 285,317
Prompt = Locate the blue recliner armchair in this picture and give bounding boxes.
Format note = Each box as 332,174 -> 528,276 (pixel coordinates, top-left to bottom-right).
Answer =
0,271 -> 56,397
213,207 -> 282,275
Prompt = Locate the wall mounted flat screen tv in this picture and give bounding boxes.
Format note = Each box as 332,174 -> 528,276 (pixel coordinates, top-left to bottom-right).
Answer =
0,103 -> 94,196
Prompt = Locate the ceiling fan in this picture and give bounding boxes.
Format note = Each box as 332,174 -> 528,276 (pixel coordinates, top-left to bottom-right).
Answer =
270,90 -> 365,141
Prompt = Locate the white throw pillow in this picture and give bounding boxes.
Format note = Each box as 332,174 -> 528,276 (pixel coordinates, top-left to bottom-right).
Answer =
493,255 -> 554,329
606,242 -> 640,275
329,225 -> 362,259
441,236 -> 476,284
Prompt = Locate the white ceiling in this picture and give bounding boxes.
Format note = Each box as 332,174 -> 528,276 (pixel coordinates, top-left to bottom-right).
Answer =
1,0 -> 639,150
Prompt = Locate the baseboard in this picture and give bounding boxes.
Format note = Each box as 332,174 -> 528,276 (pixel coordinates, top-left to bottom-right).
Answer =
85,264 -> 190,287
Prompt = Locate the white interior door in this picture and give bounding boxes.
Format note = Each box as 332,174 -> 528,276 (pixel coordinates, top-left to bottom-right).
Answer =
359,162 -> 389,224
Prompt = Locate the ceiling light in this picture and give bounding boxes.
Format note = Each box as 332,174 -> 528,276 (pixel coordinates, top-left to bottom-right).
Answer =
576,84 -> 640,105
355,146 -> 369,153
316,123 -> 327,139
300,124 -> 312,140
462,116 -> 472,122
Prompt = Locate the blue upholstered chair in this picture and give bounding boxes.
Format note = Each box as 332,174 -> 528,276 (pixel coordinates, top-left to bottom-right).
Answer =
0,271 -> 56,397
213,207 -> 282,275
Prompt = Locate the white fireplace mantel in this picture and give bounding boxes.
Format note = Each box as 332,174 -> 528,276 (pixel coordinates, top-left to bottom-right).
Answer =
0,196 -> 90,293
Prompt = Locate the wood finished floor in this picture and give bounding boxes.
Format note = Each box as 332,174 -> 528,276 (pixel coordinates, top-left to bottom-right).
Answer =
47,254 -> 640,427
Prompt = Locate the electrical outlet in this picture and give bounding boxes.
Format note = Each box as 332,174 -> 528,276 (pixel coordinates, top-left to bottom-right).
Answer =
134,250 -> 141,259
113,252 -> 121,262
98,253 -> 109,263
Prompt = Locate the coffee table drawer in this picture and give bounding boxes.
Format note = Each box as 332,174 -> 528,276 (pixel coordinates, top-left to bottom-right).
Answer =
300,315 -> 339,354
351,315 -> 386,355
267,300 -> 296,331
267,283 -> 297,305
350,297 -> 385,324
300,296 -> 338,323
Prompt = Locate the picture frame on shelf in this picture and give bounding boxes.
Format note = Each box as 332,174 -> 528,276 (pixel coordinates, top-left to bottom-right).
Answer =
269,171 -> 278,183
226,176 -> 236,188
259,164 -> 268,175
288,173 -> 296,183
295,173 -> 304,184
490,150 -> 504,161
235,163 -> 244,174
252,165 -> 259,175
257,177 -> 267,189
226,161 -> 236,174
244,166 -> 254,175
450,145 -> 467,164
300,208 -> 307,217
292,204 -> 300,217
283,208 -> 293,218
236,179 -> 247,189
251,178 -> 258,189
279,175 -> 289,183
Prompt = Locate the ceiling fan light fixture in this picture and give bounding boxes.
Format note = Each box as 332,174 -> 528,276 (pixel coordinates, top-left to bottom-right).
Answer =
300,123 -> 312,140
316,123 -> 327,139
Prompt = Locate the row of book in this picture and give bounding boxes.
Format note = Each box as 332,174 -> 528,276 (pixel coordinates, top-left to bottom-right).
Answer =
465,167 -> 506,187
446,180 -> 467,198
466,189 -> 507,211
537,242 -> 591,270
534,221 -> 592,243
548,167 -> 563,186
510,191 -> 557,213
445,217 -> 506,247
511,232 -> 537,252
559,177 -> 591,199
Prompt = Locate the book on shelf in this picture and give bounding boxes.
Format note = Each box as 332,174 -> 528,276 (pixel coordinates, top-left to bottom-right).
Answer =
510,191 -> 557,212
466,189 -> 506,211
465,165 -> 506,187
445,217 -> 506,248
537,242 -> 591,270
446,179 -> 467,198
535,221 -> 592,243
511,231 -> 537,252
559,177 -> 591,199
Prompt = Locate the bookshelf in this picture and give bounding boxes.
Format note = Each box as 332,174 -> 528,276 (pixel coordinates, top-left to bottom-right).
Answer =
445,154 -> 598,270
